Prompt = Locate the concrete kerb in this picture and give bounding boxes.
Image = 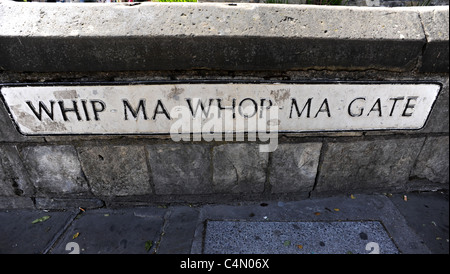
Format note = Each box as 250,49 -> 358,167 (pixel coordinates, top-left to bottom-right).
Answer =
0,2 -> 448,73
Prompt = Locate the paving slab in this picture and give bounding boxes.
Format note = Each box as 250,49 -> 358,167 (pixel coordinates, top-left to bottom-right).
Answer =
49,208 -> 166,254
0,210 -> 77,254
389,191 -> 449,254
156,206 -> 200,254
204,220 -> 398,254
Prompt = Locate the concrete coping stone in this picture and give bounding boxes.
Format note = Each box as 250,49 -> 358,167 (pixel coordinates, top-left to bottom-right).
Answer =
0,1 -> 448,72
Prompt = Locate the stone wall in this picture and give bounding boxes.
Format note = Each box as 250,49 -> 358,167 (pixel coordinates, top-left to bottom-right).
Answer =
0,1 -> 448,209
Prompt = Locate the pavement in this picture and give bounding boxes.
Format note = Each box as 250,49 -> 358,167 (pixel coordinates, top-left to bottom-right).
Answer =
0,191 -> 448,255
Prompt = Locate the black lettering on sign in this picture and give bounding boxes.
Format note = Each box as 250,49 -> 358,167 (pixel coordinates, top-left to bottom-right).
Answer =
216,98 -> 236,119
80,100 -> 106,121
185,98 -> 214,118
348,97 -> 366,117
289,98 -> 312,118
91,100 -> 106,121
123,99 -> 148,120
238,98 -> 258,118
314,98 -> 331,118
152,99 -> 171,120
27,100 -> 106,122
81,100 -> 90,121
367,98 -> 382,117
289,98 -> 330,118
389,97 -> 404,116
26,100 -> 55,121
402,96 -> 418,117
259,98 -> 272,118
58,100 -> 82,121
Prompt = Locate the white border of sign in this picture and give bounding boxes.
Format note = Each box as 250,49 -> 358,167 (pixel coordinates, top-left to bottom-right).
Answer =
0,81 -> 441,136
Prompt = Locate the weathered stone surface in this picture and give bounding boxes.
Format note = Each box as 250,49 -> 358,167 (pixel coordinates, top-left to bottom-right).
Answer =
0,210 -> 77,254
316,138 -> 425,194
410,136 -> 449,187
157,206 -> 200,254
0,145 -> 34,197
35,197 -> 105,210
419,7 -> 449,73
0,196 -> 35,210
212,144 -> 268,193
20,145 -> 90,196
421,77 -> 449,133
0,2 -> 430,72
269,143 -> 322,193
147,144 -> 212,195
77,145 -> 152,197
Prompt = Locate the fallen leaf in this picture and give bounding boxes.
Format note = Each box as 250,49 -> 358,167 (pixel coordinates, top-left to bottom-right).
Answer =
314,212 -> 321,216
297,244 -> 303,249
104,214 -> 109,217
436,237 -> 442,240
283,240 -> 291,247
31,215 -> 50,224
334,208 -> 340,212
145,240 -> 153,252
78,207 -> 85,212
350,194 -> 356,199
73,232 -> 80,239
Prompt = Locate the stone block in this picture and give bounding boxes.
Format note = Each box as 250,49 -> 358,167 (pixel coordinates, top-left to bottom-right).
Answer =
0,145 -> 34,197
419,8 -> 449,73
316,138 -> 425,194
147,144 -> 212,195
20,145 -> 90,196
212,144 -> 268,194
269,143 -> 322,193
410,136 -> 449,187
77,145 -> 152,197
421,77 -> 449,133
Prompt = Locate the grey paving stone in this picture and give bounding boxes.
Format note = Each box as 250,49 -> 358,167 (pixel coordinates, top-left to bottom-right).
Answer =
0,210 -> 77,254
50,208 -> 165,254
389,191 -> 449,254
157,206 -> 199,254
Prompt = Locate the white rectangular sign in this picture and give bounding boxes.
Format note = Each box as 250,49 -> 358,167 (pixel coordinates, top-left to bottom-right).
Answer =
0,83 -> 440,135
